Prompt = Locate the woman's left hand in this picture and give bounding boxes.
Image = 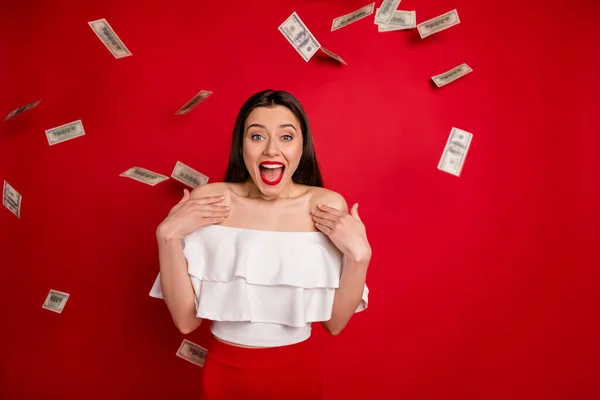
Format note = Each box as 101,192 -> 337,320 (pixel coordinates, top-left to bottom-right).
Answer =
311,203 -> 372,263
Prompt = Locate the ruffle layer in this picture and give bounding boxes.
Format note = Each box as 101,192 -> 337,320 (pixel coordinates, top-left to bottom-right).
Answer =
149,225 -> 368,327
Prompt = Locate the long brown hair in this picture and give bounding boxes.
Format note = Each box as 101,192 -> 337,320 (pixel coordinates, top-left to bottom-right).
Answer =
224,89 -> 323,187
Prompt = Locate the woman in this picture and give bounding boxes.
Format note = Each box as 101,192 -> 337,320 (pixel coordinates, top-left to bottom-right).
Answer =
150,89 -> 371,399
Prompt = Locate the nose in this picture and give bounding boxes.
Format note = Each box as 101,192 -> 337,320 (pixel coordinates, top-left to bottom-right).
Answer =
263,138 -> 279,156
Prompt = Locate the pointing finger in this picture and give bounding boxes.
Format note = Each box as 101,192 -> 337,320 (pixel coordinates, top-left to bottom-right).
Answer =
190,195 -> 226,205
311,209 -> 339,222
316,203 -> 346,217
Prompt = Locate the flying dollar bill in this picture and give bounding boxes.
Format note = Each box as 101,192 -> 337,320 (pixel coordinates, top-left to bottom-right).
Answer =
279,12 -> 321,62
432,63 -> 473,87
320,47 -> 348,65
42,289 -> 70,314
45,120 -> 85,146
176,339 -> 207,367
3,180 -> 22,218
438,128 -> 473,177
375,0 -> 402,24
120,167 -> 169,186
175,90 -> 213,115
417,9 -> 460,39
377,10 -> 416,32
4,99 -> 42,121
88,18 -> 132,58
331,3 -> 375,31
171,161 -> 209,188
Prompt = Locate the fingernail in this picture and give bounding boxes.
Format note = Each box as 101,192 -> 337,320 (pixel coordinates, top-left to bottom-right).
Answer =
311,209 -> 316,214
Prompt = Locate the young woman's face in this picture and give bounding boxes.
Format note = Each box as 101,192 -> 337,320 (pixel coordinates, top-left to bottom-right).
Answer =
243,105 -> 303,196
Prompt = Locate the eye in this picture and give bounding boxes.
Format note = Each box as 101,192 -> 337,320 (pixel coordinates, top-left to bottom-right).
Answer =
250,134 -> 263,140
282,134 -> 293,141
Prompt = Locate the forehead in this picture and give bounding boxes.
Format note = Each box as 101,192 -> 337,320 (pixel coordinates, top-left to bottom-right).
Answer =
245,105 -> 299,127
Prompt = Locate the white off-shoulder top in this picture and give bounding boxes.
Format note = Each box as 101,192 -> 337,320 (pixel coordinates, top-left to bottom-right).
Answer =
149,225 -> 369,347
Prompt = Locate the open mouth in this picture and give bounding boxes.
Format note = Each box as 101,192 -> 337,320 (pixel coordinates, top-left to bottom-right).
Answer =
259,162 -> 285,186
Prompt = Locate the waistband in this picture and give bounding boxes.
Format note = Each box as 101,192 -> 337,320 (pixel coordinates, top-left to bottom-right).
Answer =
206,336 -> 315,369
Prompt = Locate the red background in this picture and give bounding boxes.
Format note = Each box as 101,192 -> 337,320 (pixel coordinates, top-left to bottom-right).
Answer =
1,0 -> 599,399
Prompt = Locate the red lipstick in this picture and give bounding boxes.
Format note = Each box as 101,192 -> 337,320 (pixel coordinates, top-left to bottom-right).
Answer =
259,161 -> 285,186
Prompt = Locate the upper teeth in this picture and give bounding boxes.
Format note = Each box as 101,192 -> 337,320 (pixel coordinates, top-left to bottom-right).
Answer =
261,164 -> 283,169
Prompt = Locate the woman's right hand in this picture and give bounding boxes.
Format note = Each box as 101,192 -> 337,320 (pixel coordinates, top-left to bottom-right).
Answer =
156,189 -> 230,241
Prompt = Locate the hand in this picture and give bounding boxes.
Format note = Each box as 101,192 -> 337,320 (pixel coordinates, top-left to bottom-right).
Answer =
311,203 -> 372,263
156,189 -> 230,241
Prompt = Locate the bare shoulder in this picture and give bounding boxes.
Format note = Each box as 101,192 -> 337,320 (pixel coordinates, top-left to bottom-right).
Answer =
190,182 -> 231,199
309,187 -> 348,213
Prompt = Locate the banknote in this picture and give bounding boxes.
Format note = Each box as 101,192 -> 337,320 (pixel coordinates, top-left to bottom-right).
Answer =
42,289 -> 70,314
375,0 -> 402,24
120,167 -> 169,186
417,9 -> 460,39
432,63 -> 473,87
3,180 -> 22,218
331,3 -> 375,31
45,120 -> 85,146
176,339 -> 207,367
4,99 -> 42,121
320,47 -> 348,65
88,18 -> 132,58
171,161 -> 209,188
175,90 -> 213,115
377,10 -> 415,32
438,128 -> 473,177
279,12 -> 321,62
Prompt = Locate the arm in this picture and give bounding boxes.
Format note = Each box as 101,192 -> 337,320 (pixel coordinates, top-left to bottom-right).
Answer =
156,233 -> 202,335
312,190 -> 371,336
154,183 -> 230,334
322,255 -> 369,336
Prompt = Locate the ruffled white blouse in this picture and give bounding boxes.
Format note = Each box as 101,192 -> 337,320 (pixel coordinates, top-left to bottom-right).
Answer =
149,225 -> 369,347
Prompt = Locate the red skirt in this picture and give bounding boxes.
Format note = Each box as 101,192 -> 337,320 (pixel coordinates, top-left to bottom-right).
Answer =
200,337 -> 322,400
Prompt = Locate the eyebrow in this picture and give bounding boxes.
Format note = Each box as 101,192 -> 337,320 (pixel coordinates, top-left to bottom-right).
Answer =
246,123 -> 297,132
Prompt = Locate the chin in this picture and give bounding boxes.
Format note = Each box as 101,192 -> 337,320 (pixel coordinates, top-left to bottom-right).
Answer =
251,172 -> 290,199
256,176 -> 288,194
